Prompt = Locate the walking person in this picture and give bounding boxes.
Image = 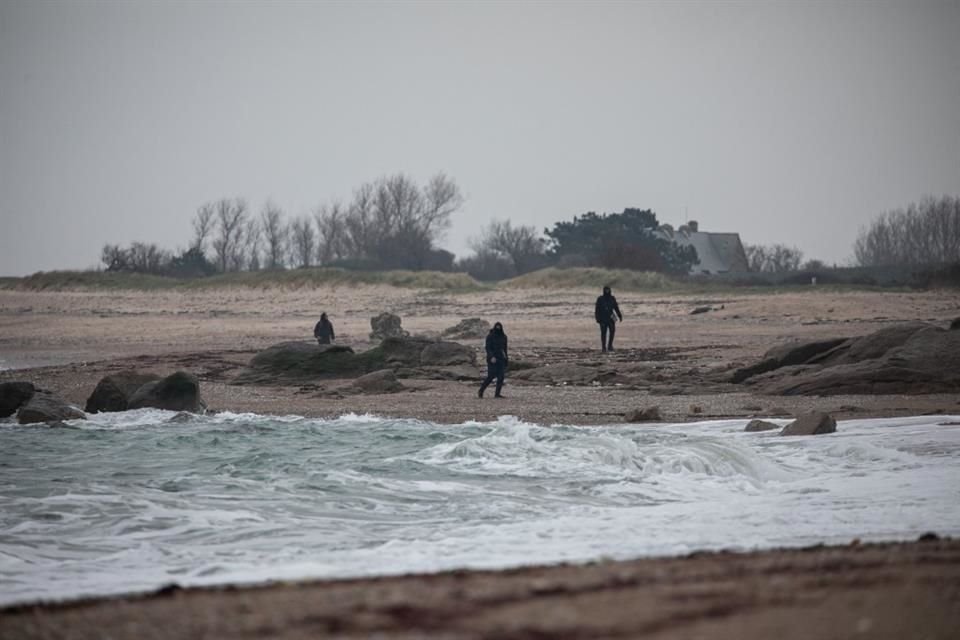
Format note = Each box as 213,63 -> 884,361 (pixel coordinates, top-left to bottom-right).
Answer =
594,286 -> 623,352
314,312 -> 335,345
479,322 -> 508,398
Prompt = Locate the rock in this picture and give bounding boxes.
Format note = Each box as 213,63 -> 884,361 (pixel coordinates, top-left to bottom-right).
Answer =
512,364 -> 608,386
379,336 -> 435,366
234,342 -> 380,384
731,337 -> 849,383
128,371 -> 206,413
420,341 -> 476,367
763,326 -> 960,396
0,381 -> 35,418
17,391 -> 86,424
236,338 -> 475,385
780,412 -> 836,436
951,318 -> 960,330
744,419 -> 779,432
370,312 -> 409,340
166,411 -> 195,424
737,322 -> 960,396
347,370 -> 406,394
441,318 -> 490,340
625,406 -> 662,422
85,371 -> 161,413
823,322 -> 930,366
412,365 -> 480,381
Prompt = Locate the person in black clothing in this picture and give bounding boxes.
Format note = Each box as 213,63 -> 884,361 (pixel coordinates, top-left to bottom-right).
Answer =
594,286 -> 623,352
479,321 -> 508,398
314,312 -> 335,345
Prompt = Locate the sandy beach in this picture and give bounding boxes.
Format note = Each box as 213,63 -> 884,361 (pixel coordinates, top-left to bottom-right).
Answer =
2,284 -> 959,637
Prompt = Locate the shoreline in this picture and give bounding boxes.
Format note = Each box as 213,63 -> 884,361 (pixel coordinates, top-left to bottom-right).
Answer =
4,537 -> 958,638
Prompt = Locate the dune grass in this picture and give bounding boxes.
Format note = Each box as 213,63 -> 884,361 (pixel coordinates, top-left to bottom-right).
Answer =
503,267 -> 688,292
1,268 -> 487,292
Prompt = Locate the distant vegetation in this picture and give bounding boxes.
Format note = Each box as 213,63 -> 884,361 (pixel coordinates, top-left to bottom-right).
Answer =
854,195 -> 960,268
24,171 -> 960,291
2,268 -> 485,292
504,267 -> 681,291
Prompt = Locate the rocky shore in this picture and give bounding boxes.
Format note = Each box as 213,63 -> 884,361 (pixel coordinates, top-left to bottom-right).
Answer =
2,285 -> 959,637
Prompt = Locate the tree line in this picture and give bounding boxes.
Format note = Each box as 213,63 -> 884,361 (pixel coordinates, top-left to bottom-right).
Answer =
102,172 -> 464,277
854,195 -> 960,267
101,178 -> 960,281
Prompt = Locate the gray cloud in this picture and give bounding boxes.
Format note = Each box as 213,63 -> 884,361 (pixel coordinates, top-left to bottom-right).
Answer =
1,0 -> 958,275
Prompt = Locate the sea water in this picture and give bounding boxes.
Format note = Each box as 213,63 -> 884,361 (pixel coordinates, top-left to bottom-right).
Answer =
1,411 -> 959,605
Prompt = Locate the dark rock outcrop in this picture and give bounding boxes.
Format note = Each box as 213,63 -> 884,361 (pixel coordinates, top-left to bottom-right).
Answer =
346,370 -> 406,395
128,371 -> 206,413
85,371 -> 162,413
17,391 -> 86,424
0,381 -> 35,418
734,322 -> 960,396
731,338 -> 848,383
745,419 -> 779,432
370,313 -> 409,340
420,342 -> 476,367
441,318 -> 490,340
780,412 -> 836,436
380,336 -> 434,366
236,338 -> 477,385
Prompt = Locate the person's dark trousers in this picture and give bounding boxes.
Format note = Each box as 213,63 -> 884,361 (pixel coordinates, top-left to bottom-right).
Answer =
479,360 -> 506,397
599,321 -> 616,351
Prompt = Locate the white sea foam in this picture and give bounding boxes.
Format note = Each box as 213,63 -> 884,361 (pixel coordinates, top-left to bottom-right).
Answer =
1,413 -> 959,605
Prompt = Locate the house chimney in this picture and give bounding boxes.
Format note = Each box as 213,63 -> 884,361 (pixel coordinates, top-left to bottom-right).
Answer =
688,220 -> 699,232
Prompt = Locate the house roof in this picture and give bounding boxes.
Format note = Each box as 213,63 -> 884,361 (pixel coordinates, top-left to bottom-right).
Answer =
656,228 -> 748,274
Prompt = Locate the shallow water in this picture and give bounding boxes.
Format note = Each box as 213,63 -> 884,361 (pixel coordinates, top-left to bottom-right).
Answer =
2,411 -> 959,605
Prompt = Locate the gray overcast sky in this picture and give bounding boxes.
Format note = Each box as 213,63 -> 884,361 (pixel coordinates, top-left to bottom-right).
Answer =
1,0 -> 958,276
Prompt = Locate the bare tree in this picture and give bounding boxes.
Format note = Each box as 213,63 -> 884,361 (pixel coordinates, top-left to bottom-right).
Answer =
744,243 -> 803,273
210,198 -> 248,272
192,203 -> 215,253
314,201 -> 348,265
101,244 -> 129,271
289,216 -> 315,268
244,217 -> 262,271
854,195 -> 960,267
128,242 -> 171,274
469,219 -> 545,275
260,201 -> 287,270
344,182 -> 376,258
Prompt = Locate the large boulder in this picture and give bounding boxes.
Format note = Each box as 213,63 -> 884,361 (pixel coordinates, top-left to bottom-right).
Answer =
441,318 -> 490,340
735,322 -> 960,396
234,342 -> 380,384
85,371 -> 161,413
379,336 -> 434,366
822,322 -> 931,366
370,313 -> 409,340
420,341 -> 476,367
1,381 -> 35,418
763,325 -> 960,395
128,371 -> 206,413
237,337 -> 478,385
17,391 -> 86,424
744,419 -> 779,432
731,338 -> 849,383
780,412 -> 836,436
